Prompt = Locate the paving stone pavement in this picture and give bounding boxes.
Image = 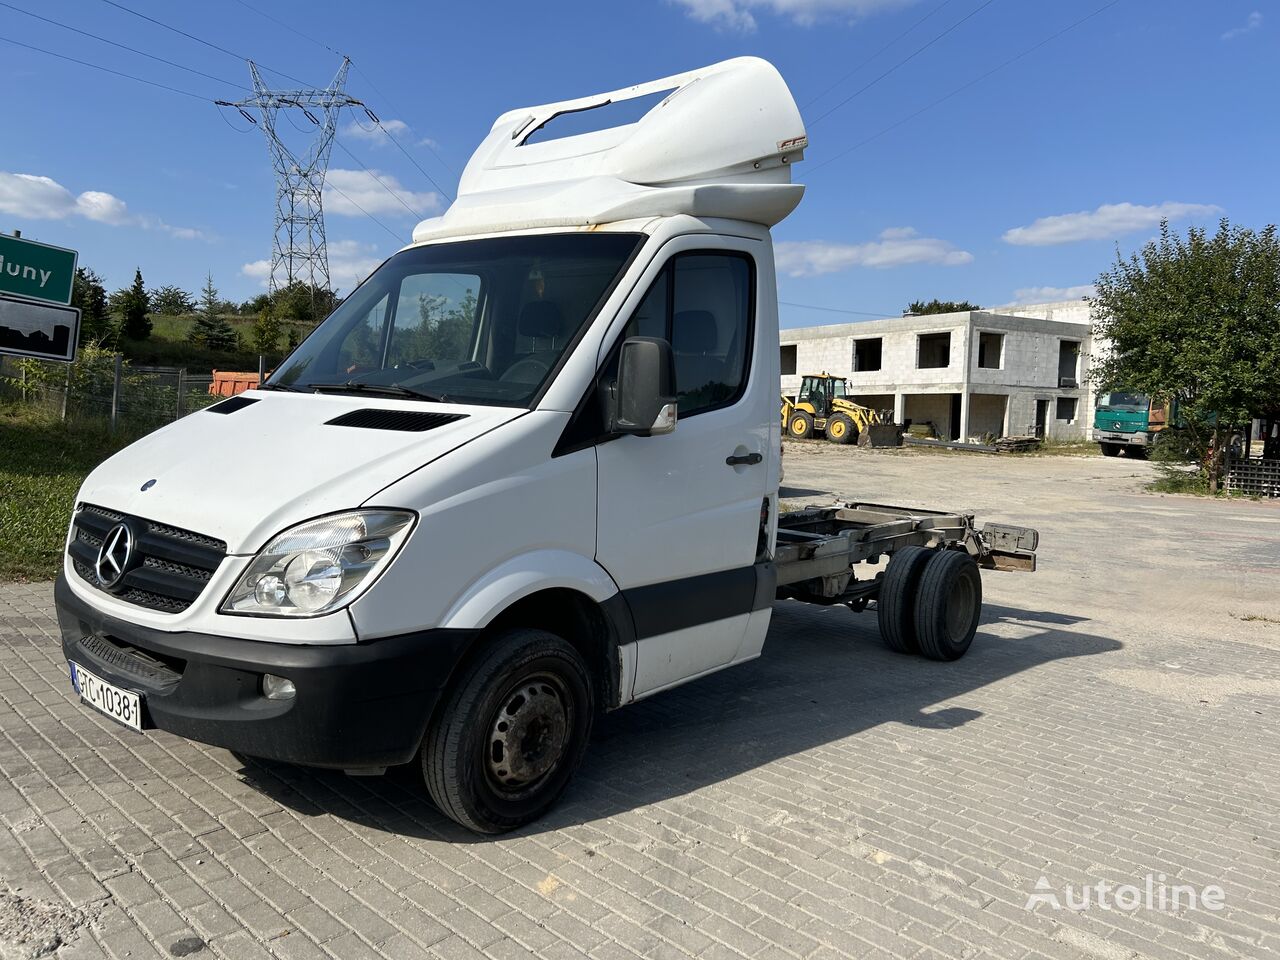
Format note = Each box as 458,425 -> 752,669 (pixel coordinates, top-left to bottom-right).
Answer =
2,450 -> 1280,960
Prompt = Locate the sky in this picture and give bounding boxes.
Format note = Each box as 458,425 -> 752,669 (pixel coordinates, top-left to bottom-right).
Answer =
0,0 -> 1274,329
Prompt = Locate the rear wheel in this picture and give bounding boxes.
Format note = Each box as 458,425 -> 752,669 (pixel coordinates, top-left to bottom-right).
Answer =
877,545 -> 931,654
788,412 -> 815,440
826,413 -> 856,445
1100,443 -> 1121,457
422,629 -> 593,834
914,550 -> 982,661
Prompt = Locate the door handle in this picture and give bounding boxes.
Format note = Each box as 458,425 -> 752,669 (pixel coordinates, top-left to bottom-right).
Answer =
726,452 -> 763,466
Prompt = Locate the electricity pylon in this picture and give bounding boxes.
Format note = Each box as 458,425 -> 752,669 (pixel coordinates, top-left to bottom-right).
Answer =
218,58 -> 362,313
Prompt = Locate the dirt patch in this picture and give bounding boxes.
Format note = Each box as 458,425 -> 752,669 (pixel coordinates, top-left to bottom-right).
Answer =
0,889 -> 90,960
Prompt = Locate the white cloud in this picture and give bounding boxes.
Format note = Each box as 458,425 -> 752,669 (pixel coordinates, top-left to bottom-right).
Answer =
1002,202 -> 1223,247
776,228 -> 973,276
240,240 -> 384,296
672,0 -> 916,31
341,117 -> 411,147
323,168 -> 441,219
1010,284 -> 1096,304
1222,11 -> 1262,40
0,171 -> 205,239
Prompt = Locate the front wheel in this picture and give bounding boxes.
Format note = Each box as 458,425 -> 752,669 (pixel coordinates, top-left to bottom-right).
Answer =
1100,443 -> 1121,457
422,629 -> 594,834
826,413 -> 856,445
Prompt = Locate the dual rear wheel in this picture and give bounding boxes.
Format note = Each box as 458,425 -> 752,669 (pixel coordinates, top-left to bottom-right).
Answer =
877,546 -> 982,660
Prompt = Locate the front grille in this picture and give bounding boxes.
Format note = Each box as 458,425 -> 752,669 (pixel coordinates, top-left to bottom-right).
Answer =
68,504 -> 227,613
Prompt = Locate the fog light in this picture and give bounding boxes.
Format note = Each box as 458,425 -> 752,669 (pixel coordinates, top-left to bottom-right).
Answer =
262,674 -> 296,700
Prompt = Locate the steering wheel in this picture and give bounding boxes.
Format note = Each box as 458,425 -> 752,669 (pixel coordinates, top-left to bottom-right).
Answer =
499,355 -> 553,384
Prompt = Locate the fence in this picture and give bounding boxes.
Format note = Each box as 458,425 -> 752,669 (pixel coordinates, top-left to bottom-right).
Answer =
1225,457 -> 1280,498
0,352 -> 227,435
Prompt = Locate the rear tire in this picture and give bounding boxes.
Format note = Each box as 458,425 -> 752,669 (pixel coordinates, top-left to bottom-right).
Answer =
826,413 -> 856,445
422,629 -> 594,834
877,545 -> 931,654
1100,443 -> 1121,457
914,550 -> 982,661
789,412 -> 814,440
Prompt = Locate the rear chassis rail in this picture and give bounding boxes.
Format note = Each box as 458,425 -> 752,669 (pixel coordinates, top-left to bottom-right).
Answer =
775,502 -> 1038,604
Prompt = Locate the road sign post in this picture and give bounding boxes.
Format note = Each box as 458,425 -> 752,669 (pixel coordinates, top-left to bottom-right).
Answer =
0,234 -> 78,306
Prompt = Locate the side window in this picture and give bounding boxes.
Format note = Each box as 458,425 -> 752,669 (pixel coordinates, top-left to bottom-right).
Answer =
622,252 -> 754,416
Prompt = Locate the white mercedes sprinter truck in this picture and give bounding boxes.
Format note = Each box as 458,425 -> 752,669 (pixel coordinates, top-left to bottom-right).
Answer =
56,58 -> 1037,833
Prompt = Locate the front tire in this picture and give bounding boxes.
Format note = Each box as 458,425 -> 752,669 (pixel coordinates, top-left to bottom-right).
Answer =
826,413 -> 856,444
423,629 -> 594,834
1100,443 -> 1121,457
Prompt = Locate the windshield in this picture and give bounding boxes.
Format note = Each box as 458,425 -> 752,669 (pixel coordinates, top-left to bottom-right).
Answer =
1098,391 -> 1149,411
270,233 -> 643,407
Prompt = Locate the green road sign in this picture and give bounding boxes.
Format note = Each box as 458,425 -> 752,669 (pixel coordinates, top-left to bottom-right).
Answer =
0,234 -> 78,306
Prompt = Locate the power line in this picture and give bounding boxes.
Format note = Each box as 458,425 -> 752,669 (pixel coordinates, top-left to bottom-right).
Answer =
0,34 -> 212,100
801,0 -> 959,110
228,0 -> 344,58
808,0 -> 1000,127
324,182 -> 404,244
350,61 -> 458,179
349,109 -> 455,201
780,300 -> 895,318
333,140 -> 425,219
0,1 -> 251,92
808,0 -> 1124,176
95,0 -> 316,89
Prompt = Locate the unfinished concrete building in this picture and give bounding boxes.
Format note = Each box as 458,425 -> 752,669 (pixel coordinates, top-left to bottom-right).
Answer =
779,300 -> 1093,441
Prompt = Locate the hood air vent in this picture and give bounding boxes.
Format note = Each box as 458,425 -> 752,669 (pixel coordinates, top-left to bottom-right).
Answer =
325,409 -> 467,432
207,395 -> 260,414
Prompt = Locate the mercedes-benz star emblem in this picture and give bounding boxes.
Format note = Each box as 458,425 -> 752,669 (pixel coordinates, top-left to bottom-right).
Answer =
95,523 -> 134,589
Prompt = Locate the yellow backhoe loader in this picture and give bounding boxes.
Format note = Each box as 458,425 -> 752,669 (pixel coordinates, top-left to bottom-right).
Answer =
781,373 -> 883,443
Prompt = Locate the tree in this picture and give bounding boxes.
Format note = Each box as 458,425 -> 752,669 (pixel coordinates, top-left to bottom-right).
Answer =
71,267 -> 110,345
119,268 -> 151,340
252,303 -> 282,355
272,281 -> 339,327
905,299 -> 982,315
150,284 -> 196,315
1091,218 -> 1280,492
192,272 -> 238,350
240,293 -> 272,316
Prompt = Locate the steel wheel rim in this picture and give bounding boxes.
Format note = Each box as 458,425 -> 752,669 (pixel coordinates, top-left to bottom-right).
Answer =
485,671 -> 572,797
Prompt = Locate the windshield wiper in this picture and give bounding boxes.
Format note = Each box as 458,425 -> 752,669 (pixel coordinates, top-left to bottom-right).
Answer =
259,382 -> 303,392
308,380 -> 449,403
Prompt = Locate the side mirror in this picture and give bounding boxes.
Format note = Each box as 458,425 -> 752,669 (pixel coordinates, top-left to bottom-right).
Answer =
609,336 -> 677,436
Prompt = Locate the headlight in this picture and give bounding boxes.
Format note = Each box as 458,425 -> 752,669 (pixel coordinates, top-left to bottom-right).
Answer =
222,510 -> 415,617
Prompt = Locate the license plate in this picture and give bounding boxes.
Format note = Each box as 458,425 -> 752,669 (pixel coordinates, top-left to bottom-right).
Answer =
69,661 -> 142,731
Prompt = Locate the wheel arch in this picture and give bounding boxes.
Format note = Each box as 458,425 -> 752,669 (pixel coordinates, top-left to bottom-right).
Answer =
434,551 -> 636,714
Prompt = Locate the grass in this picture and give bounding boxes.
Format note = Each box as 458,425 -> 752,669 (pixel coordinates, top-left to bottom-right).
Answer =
0,405 -> 134,581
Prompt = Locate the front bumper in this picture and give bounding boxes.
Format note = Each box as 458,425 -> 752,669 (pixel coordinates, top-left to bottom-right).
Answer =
1096,431 -> 1148,446
55,573 -> 476,769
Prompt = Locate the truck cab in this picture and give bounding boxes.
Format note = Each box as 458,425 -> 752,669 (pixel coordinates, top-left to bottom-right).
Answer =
55,58 -> 1035,834
1094,391 -> 1167,456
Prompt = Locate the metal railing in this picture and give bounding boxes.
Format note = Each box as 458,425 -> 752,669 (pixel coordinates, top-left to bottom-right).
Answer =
1,352 -> 221,434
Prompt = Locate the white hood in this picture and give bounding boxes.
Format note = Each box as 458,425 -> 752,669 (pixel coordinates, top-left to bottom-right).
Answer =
78,391 -> 524,555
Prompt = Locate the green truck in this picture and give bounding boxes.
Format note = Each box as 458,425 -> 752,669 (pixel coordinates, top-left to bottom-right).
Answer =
1093,392 -> 1169,456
